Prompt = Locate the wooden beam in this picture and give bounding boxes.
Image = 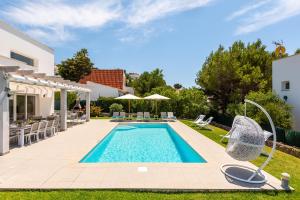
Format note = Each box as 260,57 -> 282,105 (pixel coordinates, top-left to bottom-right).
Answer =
0,66 -> 19,73
30,73 -> 46,78
15,70 -> 34,75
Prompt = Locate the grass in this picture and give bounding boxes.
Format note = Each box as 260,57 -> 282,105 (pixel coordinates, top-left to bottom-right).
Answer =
0,119 -> 299,200
91,116 -> 111,119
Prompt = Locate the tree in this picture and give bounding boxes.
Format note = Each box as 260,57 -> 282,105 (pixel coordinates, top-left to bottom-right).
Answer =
226,91 -> 292,129
173,83 -> 183,90
196,40 -> 273,113
132,68 -> 166,96
57,48 -> 94,82
125,73 -> 133,87
295,48 -> 300,55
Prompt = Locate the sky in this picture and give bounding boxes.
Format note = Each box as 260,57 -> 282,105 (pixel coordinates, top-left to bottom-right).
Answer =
0,0 -> 300,87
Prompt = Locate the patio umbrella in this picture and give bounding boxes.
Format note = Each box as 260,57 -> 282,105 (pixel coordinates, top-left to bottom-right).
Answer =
144,94 -> 170,115
115,94 -> 141,114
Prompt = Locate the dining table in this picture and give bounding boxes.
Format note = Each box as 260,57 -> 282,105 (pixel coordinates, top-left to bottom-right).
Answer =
10,124 -> 32,147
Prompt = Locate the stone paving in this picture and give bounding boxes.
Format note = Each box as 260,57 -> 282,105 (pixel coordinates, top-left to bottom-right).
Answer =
0,120 -> 284,191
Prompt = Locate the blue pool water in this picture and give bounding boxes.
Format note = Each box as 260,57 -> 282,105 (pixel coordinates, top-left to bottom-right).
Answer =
80,123 -> 206,163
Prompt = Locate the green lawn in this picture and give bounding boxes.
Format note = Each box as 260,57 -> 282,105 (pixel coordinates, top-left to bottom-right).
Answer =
0,119 -> 299,200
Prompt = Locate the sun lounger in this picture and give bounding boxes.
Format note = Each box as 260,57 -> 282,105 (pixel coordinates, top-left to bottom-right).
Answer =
144,112 -> 151,120
119,112 -> 126,120
193,115 -> 206,124
112,112 -> 119,119
197,116 -> 213,130
167,112 -> 177,121
161,112 -> 167,120
136,112 -> 143,121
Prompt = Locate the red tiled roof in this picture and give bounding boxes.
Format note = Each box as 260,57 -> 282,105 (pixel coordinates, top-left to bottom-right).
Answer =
79,69 -> 125,90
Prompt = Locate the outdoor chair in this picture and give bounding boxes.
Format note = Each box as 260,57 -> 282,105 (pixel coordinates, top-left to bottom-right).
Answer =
136,112 -> 143,121
144,112 -> 151,120
196,116 -> 213,130
38,120 -> 48,140
167,112 -> 177,121
193,115 -> 206,124
9,127 -> 19,145
53,118 -> 60,134
46,120 -> 55,137
220,99 -> 276,184
24,122 -> 39,145
119,112 -> 126,120
112,112 -> 119,119
160,112 -> 167,120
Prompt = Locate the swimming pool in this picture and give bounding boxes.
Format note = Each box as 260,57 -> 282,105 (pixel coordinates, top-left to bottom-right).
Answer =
80,123 -> 206,163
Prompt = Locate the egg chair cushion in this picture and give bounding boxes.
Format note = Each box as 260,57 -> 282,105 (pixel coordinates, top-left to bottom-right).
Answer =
226,115 -> 265,161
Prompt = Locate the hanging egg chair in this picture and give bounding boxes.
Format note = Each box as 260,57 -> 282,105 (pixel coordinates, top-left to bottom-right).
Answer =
220,99 -> 276,184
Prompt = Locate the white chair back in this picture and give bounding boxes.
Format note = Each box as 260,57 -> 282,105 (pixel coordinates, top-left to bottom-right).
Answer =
144,112 -> 150,118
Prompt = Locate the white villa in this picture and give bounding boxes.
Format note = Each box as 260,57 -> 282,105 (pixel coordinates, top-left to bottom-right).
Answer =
273,54 -> 300,131
0,20 -> 91,155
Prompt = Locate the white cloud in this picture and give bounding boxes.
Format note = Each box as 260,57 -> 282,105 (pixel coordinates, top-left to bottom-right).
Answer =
227,0 -> 271,21
230,0 -> 300,35
126,0 -> 213,27
1,0 -> 213,43
2,0 -> 122,42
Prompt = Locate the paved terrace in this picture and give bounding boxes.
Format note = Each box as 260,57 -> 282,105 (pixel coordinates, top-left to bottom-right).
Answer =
0,120 -> 284,191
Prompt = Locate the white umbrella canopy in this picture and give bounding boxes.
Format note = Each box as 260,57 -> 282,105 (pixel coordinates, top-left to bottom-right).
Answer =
115,94 -> 141,113
115,94 -> 141,100
144,94 -> 170,100
143,94 -> 170,115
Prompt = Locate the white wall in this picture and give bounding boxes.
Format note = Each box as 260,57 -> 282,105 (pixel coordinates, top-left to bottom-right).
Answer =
0,21 -> 54,76
39,95 -> 55,117
83,81 -> 119,100
272,54 -> 300,130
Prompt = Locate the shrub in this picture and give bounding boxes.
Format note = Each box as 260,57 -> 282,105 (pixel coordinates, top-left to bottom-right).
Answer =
109,103 -> 123,114
275,127 -> 286,143
226,91 -> 292,130
90,105 -> 102,117
286,130 -> 300,147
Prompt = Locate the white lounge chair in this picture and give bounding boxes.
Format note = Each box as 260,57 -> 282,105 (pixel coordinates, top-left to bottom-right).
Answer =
193,115 -> 206,124
136,112 -> 143,121
167,112 -> 177,121
161,112 -> 167,120
144,112 -> 151,120
197,117 -> 213,129
112,112 -> 119,119
119,112 -> 126,120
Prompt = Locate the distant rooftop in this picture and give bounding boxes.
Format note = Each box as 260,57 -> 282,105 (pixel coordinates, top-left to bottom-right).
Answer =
79,69 -> 125,90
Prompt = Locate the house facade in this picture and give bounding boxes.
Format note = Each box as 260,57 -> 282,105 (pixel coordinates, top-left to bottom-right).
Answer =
272,54 -> 300,131
0,20 -> 90,155
80,69 -> 134,100
0,20 -> 56,121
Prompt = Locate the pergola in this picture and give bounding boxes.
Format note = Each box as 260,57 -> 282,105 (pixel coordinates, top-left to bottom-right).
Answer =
0,66 -> 91,155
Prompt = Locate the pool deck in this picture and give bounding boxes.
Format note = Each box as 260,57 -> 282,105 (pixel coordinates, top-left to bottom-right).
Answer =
0,120 -> 286,191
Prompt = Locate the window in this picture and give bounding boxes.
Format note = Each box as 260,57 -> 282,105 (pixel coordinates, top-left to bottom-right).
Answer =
14,95 -> 36,120
10,51 -> 34,66
281,81 -> 290,91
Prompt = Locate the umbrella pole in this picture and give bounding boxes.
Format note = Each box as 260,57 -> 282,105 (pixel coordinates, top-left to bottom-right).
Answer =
129,100 -> 131,115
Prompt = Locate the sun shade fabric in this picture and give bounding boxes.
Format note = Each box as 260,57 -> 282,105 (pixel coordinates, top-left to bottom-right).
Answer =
226,115 -> 266,161
143,94 -> 170,100
115,94 -> 141,100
